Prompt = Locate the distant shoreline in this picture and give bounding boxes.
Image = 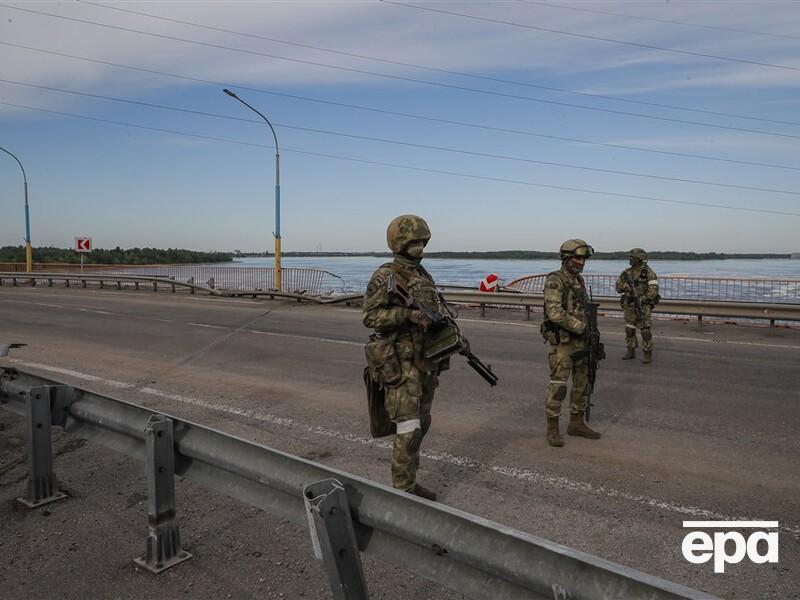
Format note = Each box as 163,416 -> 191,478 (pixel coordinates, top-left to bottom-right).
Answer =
238,251 -> 793,261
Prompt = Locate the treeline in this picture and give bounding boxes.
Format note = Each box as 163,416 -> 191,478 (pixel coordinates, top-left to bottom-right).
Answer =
242,251 -> 790,260
0,246 -> 233,265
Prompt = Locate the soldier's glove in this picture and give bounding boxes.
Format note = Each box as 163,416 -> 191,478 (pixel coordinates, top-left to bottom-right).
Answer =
408,309 -> 433,331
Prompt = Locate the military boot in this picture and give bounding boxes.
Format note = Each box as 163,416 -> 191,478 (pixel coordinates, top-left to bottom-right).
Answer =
409,483 -> 437,501
622,347 -> 636,360
546,418 -> 564,447
642,350 -> 652,364
566,413 -> 601,439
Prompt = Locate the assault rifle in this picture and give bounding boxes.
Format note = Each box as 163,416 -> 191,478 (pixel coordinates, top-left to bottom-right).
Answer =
623,270 -> 644,325
388,276 -> 498,386
583,289 -> 606,421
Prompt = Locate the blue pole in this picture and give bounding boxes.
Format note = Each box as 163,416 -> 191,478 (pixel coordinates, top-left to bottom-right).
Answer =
24,180 -> 30,243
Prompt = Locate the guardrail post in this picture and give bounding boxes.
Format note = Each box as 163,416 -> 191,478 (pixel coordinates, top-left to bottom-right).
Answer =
480,302 -> 486,318
17,386 -> 68,508
134,414 -> 192,573
65,278 -> 70,288
769,318 -> 776,328
81,279 -> 87,289
135,282 -> 140,291
48,278 -> 53,287
304,479 -> 368,600
99,280 -> 104,289
152,281 -> 158,292
171,282 -> 176,293
209,277 -> 215,290
525,305 -> 531,321
12,276 -> 18,286
117,281 -> 122,290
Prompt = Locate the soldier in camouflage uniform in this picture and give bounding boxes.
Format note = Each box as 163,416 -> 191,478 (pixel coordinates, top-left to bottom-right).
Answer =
362,215 -> 448,501
540,239 -> 602,447
615,248 -> 659,364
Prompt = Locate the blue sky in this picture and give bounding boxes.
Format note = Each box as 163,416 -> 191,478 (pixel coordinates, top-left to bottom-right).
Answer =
1,1 -> 799,253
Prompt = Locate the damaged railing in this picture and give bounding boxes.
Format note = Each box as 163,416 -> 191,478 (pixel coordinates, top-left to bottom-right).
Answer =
0,368 -> 717,600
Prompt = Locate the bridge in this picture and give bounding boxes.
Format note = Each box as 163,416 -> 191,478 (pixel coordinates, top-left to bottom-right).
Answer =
1,285 -> 797,598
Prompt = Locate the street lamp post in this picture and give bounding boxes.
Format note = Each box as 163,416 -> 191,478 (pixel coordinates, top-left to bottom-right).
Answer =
223,89 -> 282,291
0,145 -> 32,272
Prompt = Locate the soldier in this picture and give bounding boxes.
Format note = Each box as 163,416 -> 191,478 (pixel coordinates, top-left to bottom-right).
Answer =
362,215 -> 447,501
615,248 -> 660,364
540,239 -> 602,447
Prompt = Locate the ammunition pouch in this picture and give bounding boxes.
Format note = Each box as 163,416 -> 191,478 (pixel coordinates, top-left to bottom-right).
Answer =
423,323 -> 464,362
540,320 -> 560,345
363,368 -> 396,438
365,334 -> 402,387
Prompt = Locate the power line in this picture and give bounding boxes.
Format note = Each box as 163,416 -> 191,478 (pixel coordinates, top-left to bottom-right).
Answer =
379,0 -> 800,72
4,41 -> 799,174
518,1 -> 800,42
3,78 -> 798,198
2,100 -> 798,218
76,0 -> 800,128
3,4 -> 799,141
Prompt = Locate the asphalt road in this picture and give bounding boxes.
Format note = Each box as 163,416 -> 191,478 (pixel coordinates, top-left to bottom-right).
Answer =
1,286 -> 798,599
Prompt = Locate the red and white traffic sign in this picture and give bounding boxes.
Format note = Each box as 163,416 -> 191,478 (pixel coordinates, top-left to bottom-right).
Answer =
479,273 -> 499,293
74,237 -> 92,253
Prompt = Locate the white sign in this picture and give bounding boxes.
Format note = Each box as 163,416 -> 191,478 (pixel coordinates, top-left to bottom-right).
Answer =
75,237 -> 92,253
682,521 -> 779,573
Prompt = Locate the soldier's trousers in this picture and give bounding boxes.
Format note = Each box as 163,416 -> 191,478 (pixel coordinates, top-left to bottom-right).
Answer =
385,361 -> 438,491
623,304 -> 654,352
545,340 -> 589,419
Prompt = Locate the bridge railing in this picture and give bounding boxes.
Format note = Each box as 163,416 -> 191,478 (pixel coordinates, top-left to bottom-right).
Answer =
507,274 -> 800,304
0,264 -> 344,295
0,367 -> 717,600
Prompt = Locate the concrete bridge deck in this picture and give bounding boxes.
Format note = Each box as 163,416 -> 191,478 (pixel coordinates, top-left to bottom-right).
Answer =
1,287 -> 798,599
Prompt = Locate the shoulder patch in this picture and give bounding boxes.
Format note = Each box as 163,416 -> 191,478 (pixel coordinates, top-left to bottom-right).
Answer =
548,281 -> 559,290
373,275 -> 384,287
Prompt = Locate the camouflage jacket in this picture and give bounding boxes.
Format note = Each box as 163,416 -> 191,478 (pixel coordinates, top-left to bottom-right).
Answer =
363,257 -> 447,373
362,257 -> 443,334
543,265 -> 587,336
615,265 -> 659,304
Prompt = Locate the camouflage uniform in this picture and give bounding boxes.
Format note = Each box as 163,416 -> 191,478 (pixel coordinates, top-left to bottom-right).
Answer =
615,248 -> 659,361
541,239 -> 601,446
363,215 -> 448,495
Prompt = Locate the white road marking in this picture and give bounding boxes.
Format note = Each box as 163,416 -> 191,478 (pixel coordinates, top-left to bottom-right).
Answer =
458,318 -> 800,350
245,329 -> 364,347
8,360 -> 799,539
33,302 -> 64,308
187,322 -> 227,329
10,360 -> 133,389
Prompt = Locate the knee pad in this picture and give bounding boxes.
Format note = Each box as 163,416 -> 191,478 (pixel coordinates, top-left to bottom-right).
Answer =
641,328 -> 653,342
552,383 -> 567,402
625,325 -> 637,338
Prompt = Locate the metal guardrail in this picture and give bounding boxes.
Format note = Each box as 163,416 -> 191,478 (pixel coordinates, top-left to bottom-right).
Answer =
441,291 -> 800,323
0,263 -> 344,295
508,274 -> 800,304
0,367 -> 717,599
2,272 -> 798,323
0,272 -> 362,305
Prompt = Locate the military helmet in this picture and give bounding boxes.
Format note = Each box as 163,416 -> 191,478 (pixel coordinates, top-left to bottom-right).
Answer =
386,214 -> 431,254
629,247 -> 648,262
559,238 -> 594,261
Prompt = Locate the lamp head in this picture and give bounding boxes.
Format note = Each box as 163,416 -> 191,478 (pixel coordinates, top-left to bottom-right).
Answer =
223,88 -> 237,98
